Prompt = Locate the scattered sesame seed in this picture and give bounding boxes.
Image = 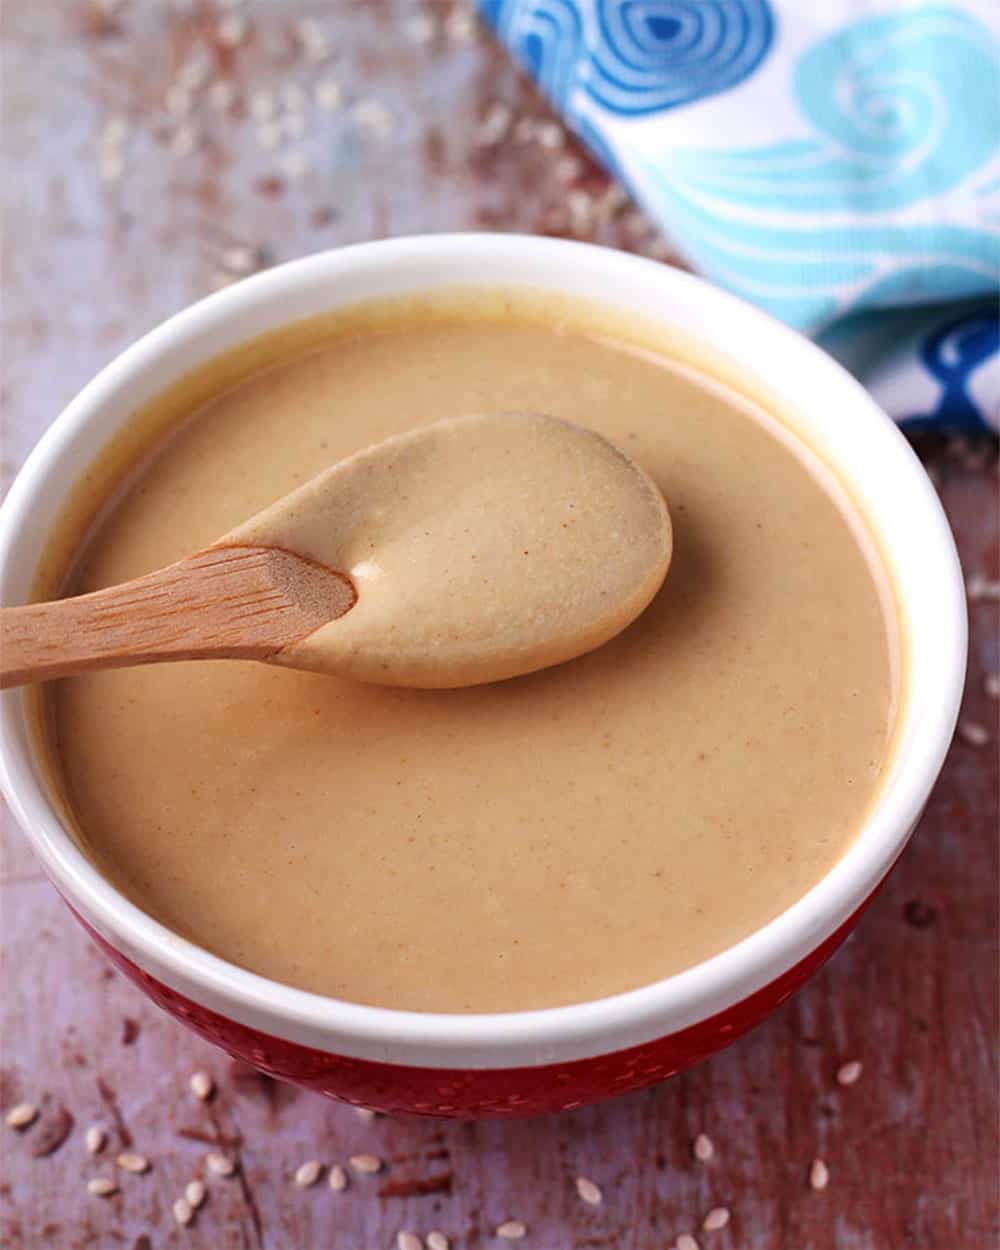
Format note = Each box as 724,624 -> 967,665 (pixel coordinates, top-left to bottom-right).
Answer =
5,1103 -> 38,1130
295,17 -> 330,61
513,116 -> 537,144
405,14 -> 436,44
185,1179 -> 206,1208
349,1152 -> 384,1174
294,1159 -> 322,1187
643,236 -> 674,261
398,1233 -> 423,1250
98,151 -> 125,182
280,150 -> 308,180
100,116 -> 129,147
985,672 -> 1000,700
554,154 -> 582,183
809,1158 -> 830,1191
207,80 -> 237,111
169,124 -> 200,156
351,98 -> 394,138
95,0 -> 125,14
676,1235 -> 701,1250
315,77 -> 342,111
535,120 -> 564,150
477,101 -> 512,146
575,1175 -> 602,1205
85,1125 -> 107,1155
594,183 -> 629,222
256,122 -> 283,150
189,1071 -> 214,1101
355,1106 -> 377,1122
250,90 -> 277,122
693,1133 -> 714,1162
496,1221 -> 527,1241
116,1151 -> 150,1174
427,1233 -> 450,1250
220,243 -> 259,274
165,83 -> 193,116
958,720 -> 990,747
206,1151 -> 236,1177
329,1163 -> 348,1191
967,573 -> 1000,601
177,57 -> 210,92
837,1059 -> 863,1085
445,9 -> 475,42
702,1207 -> 730,1232
87,1177 -> 118,1198
173,1196 -> 194,1226
216,13 -> 248,47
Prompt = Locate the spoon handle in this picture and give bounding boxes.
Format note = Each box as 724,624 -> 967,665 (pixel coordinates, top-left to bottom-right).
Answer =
0,545 -> 354,690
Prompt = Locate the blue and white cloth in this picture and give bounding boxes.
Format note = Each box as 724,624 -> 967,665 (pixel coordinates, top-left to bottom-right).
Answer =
479,0 -> 1000,432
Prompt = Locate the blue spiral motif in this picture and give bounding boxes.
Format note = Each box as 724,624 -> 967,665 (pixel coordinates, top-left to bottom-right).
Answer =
917,306 -> 1000,431
585,0 -> 775,115
480,0 -> 774,115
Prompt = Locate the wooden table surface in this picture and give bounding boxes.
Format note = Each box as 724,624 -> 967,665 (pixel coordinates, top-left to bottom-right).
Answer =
2,4 -> 997,1248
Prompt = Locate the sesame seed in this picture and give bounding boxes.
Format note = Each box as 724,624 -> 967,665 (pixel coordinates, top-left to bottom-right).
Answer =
476,101 -> 512,146
496,1221 -> 527,1240
702,1207 -> 730,1232
220,243 -> 259,274
177,57 -> 210,91
216,13 -> 248,47
398,1233 -> 423,1250
206,1151 -> 236,1177
676,1236 -> 701,1250
85,1125 -> 107,1155
189,1071 -> 214,1101
351,98 -> 394,138
295,17 -> 330,61
329,1163 -> 348,1191
837,1059 -> 863,1085
185,1179 -> 206,1208
256,122 -> 282,150
445,10 -> 475,43
280,150 -> 308,180
5,1103 -> 38,1130
554,155 -> 582,183
169,124 -> 200,156
575,1175 -> 602,1205
405,14 -> 436,44
513,116 -> 538,144
87,1177 -> 118,1198
535,120 -> 564,150
116,1151 -> 150,1174
315,78 -> 342,112
349,1152 -> 384,1174
250,90 -> 277,122
958,721 -> 990,747
207,80 -> 237,111
294,1159 -> 322,1187
809,1158 -> 830,1190
98,151 -> 125,182
100,116 -> 129,147
985,672 -> 1000,700
165,83 -> 193,117
173,1196 -> 194,1226
427,1233 -> 450,1250
355,1106 -> 377,1122
693,1133 -> 714,1161
967,573 -> 1000,601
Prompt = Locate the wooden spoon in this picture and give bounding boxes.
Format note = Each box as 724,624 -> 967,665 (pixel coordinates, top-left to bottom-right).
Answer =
1,413 -> 671,690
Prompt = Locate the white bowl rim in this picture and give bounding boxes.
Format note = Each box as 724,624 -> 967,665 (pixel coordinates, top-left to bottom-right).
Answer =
0,234 -> 967,1070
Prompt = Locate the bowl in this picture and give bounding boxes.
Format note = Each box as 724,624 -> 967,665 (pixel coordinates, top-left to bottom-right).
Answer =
0,235 -> 967,1117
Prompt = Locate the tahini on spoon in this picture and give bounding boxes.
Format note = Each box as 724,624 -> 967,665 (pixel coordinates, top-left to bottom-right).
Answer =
1,413 -> 672,691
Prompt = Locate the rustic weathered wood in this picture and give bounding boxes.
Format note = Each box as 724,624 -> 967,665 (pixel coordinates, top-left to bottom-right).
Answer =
1,4 -> 996,1249
0,545 -> 354,687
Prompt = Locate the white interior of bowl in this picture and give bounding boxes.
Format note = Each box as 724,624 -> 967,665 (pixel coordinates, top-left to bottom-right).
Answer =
0,236 -> 967,1068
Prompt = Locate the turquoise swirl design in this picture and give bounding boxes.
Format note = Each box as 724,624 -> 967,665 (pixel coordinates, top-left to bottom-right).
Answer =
664,7 -> 1000,210
480,0 -> 774,115
585,0 -> 774,115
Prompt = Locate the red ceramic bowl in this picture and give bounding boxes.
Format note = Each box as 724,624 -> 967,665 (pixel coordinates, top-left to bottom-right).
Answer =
0,236 -> 966,1117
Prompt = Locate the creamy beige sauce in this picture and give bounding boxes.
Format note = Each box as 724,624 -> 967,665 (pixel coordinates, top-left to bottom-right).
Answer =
46,296 -> 900,1013
227,412 -> 671,687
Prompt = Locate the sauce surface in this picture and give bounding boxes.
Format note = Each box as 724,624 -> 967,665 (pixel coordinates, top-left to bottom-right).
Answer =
228,412 -> 671,687
47,297 -> 899,1012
